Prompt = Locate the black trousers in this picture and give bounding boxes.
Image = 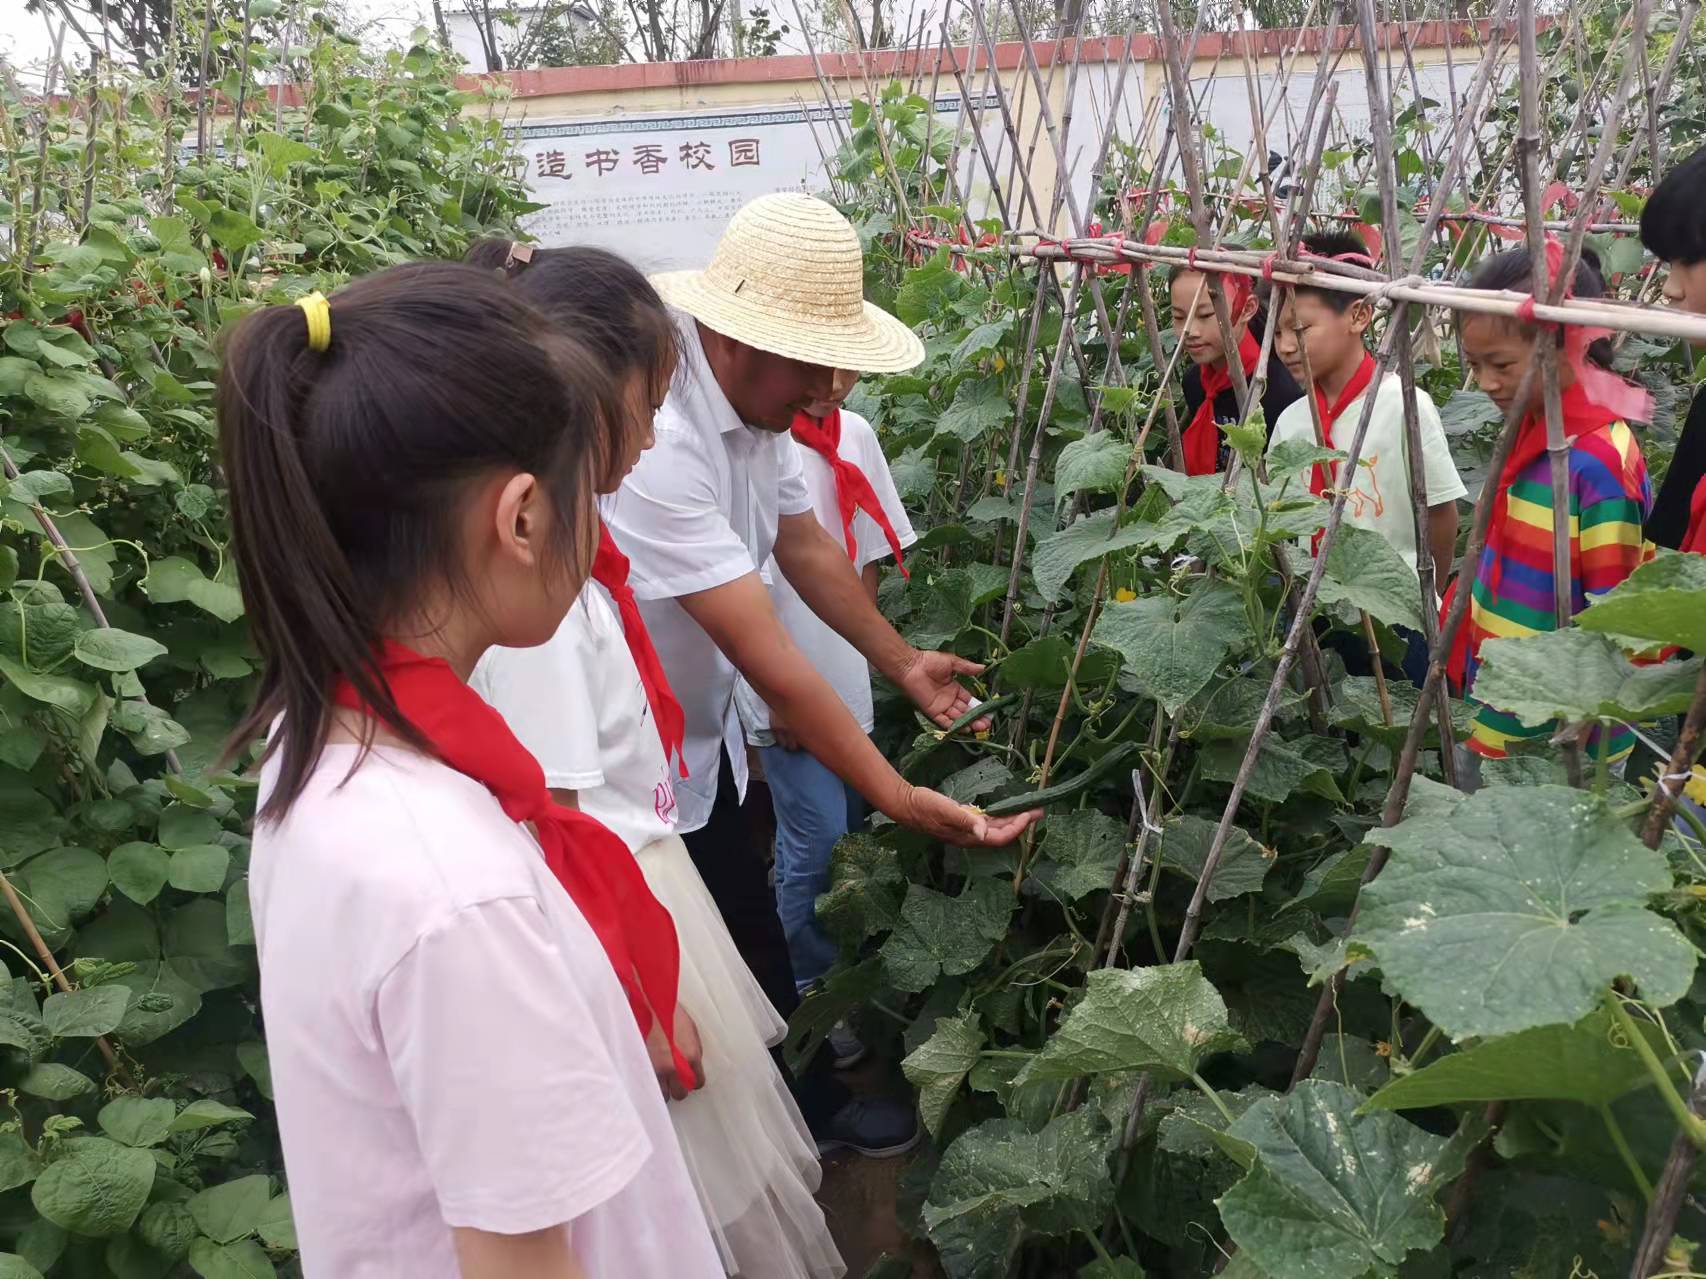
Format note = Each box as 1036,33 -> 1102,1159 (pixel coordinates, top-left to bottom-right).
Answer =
680,751 -> 848,1133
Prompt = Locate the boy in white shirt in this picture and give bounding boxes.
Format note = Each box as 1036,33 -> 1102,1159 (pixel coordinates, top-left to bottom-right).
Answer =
736,391 -> 917,1015
1267,228 -> 1466,681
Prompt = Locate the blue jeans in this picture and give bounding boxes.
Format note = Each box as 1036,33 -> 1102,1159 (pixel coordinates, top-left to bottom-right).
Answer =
760,742 -> 866,993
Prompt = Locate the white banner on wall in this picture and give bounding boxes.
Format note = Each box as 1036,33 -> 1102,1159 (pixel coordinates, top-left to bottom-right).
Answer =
509,94 -> 999,273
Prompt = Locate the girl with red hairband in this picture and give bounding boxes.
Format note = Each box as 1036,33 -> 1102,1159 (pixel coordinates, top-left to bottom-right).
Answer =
1168,247 -> 1304,475
1450,243 -> 1656,769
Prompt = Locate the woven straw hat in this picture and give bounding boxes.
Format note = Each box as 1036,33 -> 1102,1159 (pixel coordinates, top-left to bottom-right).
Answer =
651,193 -> 925,374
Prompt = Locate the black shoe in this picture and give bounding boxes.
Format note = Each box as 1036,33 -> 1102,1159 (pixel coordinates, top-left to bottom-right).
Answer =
815,1097 -> 922,1158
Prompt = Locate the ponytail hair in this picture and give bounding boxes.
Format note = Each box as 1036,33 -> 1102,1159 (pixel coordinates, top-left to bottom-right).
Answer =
1463,245 -> 1617,370
466,239 -> 679,406
219,262 -> 624,821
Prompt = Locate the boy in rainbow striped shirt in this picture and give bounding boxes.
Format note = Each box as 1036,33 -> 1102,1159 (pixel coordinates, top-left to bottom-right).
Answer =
1451,244 -> 1655,763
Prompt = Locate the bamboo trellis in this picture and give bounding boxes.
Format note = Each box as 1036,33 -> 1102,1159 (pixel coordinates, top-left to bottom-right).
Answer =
802,1 -> 1704,1269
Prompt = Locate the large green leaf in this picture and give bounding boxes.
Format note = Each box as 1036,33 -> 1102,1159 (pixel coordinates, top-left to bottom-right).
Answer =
1032,510 -> 1160,603
1472,628 -> 1703,726
901,1011 -> 984,1137
1317,524 -> 1425,632
167,845 -> 231,894
41,985 -> 131,1038
1014,963 -> 1245,1085
1054,432 -> 1130,510
164,900 -> 254,993
142,557 -> 245,624
1032,809 -> 1126,900
934,379 -> 1009,444
1091,581 -> 1248,712
98,1098 -> 178,1149
1354,785 -> 1694,1039
1159,814 -> 1275,902
1200,734 -> 1346,805
107,843 -> 170,906
1218,1081 -> 1471,1279
0,656 -> 97,717
187,1238 -> 276,1279
189,1175 -> 271,1245
1577,550 -> 1706,654
30,1137 -> 155,1237
8,847 -> 109,947
1361,1005 -> 1662,1111
902,568 -> 974,649
814,833 -> 905,946
923,1110 -> 1112,1279
881,879 -> 1013,993
0,1132 -> 42,1193
71,629 -> 167,674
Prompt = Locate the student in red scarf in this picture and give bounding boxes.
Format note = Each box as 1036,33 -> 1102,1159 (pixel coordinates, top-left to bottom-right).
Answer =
1450,244 -> 1655,765
223,265 -> 724,1279
1169,247 -> 1303,475
466,244 -> 845,1279
1266,228 -> 1466,685
733,371 -> 916,1064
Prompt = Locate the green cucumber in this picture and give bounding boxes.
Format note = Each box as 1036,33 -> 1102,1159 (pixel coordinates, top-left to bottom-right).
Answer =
896,691 -> 1024,775
982,740 -> 1140,816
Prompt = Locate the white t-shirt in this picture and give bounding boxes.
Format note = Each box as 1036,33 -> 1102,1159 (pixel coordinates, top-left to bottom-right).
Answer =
735,410 -> 916,737
1266,370 -> 1467,574
602,313 -> 813,833
471,584 -> 677,855
249,742 -> 721,1279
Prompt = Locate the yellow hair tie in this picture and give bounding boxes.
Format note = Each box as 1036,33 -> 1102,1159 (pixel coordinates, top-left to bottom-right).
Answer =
296,291 -> 331,353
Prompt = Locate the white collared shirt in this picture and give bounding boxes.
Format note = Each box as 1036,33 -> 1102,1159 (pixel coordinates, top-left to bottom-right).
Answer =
735,409 -> 916,738
601,314 -> 813,833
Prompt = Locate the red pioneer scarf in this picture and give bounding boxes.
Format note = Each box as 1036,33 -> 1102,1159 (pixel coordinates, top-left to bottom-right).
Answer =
333,642 -> 694,1087
591,522 -> 687,778
1183,330 -> 1261,476
1308,353 -> 1379,556
790,408 -> 909,577
1682,473 -> 1706,556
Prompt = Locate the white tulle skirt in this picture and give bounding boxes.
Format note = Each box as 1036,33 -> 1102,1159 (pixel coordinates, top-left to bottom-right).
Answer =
636,834 -> 846,1279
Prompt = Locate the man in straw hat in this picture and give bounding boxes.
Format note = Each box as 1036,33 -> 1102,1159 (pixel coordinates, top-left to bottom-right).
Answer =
604,192 -> 1038,1157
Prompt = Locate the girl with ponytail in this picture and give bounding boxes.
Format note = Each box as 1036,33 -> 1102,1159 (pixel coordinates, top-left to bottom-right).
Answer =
223,263 -> 723,1279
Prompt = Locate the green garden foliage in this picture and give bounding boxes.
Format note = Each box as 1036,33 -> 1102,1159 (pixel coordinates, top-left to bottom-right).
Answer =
0,17 -> 532,1271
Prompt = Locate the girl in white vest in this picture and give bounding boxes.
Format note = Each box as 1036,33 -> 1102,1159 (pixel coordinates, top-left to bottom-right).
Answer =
466,242 -> 844,1279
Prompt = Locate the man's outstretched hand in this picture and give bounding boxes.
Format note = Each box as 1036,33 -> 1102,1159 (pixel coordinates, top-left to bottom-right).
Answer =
895,649 -> 992,733
896,785 -> 1041,847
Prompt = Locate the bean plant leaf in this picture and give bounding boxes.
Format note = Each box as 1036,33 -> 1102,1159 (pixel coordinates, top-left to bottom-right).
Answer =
1472,629 -> 1704,725
167,845 -> 231,894
1577,550 -> 1706,654
42,985 -> 131,1038
1032,809 -> 1126,900
71,629 -> 167,674
902,1011 -> 985,1137
881,879 -> 1014,993
815,833 -> 905,946
98,1098 -> 178,1149
1091,581 -> 1248,712
1015,963 -> 1245,1085
1159,814 -> 1275,902
1031,510 -> 1163,604
107,843 -> 170,906
255,1195 -> 296,1250
0,1256 -> 43,1279
189,1175 -> 272,1245
1054,432 -> 1130,510
18,1064 -> 94,1101
1361,1005 -> 1663,1111
1354,784 -> 1695,1039
30,1137 -> 156,1237
169,1100 -> 253,1134
187,1238 -> 276,1279
0,1133 -> 41,1193
923,1110 -> 1112,1279
1217,1081 -> 1470,1279
1317,524 -> 1425,632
